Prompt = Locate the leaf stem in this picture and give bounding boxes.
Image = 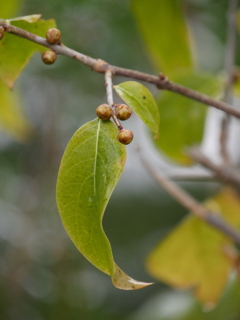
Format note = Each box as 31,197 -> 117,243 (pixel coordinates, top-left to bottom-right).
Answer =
138,148 -> 240,246
1,21 -> 240,119
104,69 -> 123,130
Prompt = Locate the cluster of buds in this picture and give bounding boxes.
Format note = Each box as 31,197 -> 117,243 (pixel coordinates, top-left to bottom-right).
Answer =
96,103 -> 134,145
41,28 -> 61,65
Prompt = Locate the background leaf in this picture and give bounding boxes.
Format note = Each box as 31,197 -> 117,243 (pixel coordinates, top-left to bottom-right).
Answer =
146,188 -> 240,305
154,71 -> 223,165
0,0 -> 20,19
131,0 -> 193,74
114,81 -> 160,136
0,80 -> 32,141
0,18 -> 56,88
57,118 -> 152,290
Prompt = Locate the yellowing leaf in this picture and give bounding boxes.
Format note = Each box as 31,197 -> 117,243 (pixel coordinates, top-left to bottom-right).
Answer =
7,14 -> 42,23
154,71 -> 223,165
57,118 -> 152,290
131,0 -> 193,74
146,188 -> 240,305
0,80 -> 32,141
114,81 -> 160,136
0,18 -> 56,88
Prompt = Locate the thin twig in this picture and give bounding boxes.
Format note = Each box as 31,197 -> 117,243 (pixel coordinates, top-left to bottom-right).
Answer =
104,69 -> 123,130
189,148 -> 240,192
138,149 -> 240,246
1,21 -> 240,119
169,173 -> 216,182
220,0 -> 238,165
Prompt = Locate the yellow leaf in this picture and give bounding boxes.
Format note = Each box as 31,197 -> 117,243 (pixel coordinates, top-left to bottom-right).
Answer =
146,188 -> 240,305
0,81 -> 32,141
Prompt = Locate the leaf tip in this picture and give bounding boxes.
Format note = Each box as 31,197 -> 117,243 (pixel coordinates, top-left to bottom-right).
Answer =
112,263 -> 154,290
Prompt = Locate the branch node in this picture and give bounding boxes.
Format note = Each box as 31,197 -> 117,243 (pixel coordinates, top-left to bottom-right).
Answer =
92,59 -> 109,73
157,72 -> 169,89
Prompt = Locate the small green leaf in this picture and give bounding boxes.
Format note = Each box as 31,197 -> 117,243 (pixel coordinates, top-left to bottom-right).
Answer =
154,71 -> 223,165
131,0 -> 193,74
57,118 -> 152,290
146,188 -> 240,305
0,80 -> 32,141
0,18 -> 56,88
114,81 -> 160,136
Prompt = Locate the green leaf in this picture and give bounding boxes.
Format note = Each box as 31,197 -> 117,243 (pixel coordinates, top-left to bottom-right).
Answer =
0,80 -> 32,141
114,81 -> 160,136
57,118 -> 152,290
0,0 -> 20,19
154,71 -> 223,165
0,18 -> 56,88
146,188 -> 240,305
131,0 -> 193,74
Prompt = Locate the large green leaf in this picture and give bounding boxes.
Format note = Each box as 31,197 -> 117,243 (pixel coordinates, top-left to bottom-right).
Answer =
131,0 -> 193,74
154,71 -> 223,165
114,81 -> 160,136
0,80 -> 32,141
0,17 -> 56,88
57,118 -> 152,290
146,188 -> 240,305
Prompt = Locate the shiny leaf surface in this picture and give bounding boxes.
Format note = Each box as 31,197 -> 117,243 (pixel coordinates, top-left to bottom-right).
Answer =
57,118 -> 152,289
114,81 -> 160,136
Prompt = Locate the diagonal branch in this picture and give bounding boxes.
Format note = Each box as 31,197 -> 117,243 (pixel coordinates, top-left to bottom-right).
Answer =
1,21 -> 240,119
188,148 -> 240,192
138,149 -> 240,246
220,0 -> 238,165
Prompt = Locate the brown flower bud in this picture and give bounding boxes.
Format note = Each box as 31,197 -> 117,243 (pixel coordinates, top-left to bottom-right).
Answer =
117,129 -> 134,145
115,104 -> 132,121
0,27 -> 4,40
46,28 -> 61,44
41,50 -> 57,64
96,104 -> 112,121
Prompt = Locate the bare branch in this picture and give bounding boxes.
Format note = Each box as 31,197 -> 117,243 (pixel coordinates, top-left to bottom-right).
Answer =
138,149 -> 240,246
189,148 -> 240,192
1,21 -> 240,119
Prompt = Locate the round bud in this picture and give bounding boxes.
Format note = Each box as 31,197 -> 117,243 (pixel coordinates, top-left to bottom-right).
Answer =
117,129 -> 134,145
0,27 -> 4,40
115,104 -> 132,121
96,104 -> 112,121
41,50 -> 57,65
46,28 -> 61,44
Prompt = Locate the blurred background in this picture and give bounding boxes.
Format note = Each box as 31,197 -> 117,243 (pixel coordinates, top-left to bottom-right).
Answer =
0,0 -> 240,319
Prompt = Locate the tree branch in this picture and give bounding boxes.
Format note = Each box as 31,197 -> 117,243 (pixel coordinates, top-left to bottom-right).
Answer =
1,21 -> 240,119
188,148 -> 240,192
138,149 -> 240,246
220,0 -> 238,165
